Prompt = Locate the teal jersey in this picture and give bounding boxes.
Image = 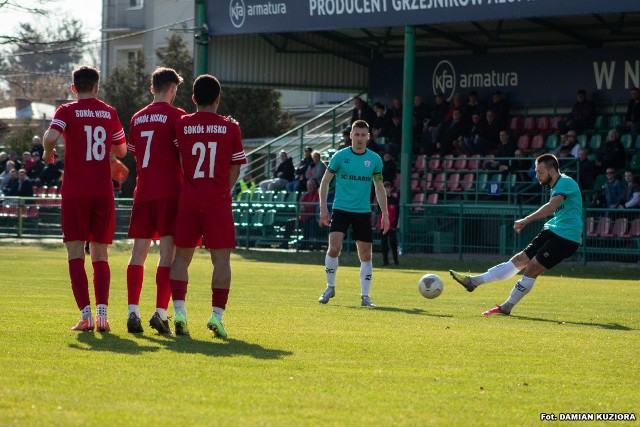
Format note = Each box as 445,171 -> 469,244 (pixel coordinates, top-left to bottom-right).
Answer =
327,147 -> 383,213
543,174 -> 583,243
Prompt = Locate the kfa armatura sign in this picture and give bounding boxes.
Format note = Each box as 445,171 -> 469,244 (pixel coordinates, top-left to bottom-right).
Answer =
207,0 -> 640,35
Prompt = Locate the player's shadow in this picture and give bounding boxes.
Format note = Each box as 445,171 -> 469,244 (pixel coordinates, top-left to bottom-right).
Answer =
69,331 -> 162,354
139,334 -> 293,360
343,305 -> 454,318
512,315 -> 634,331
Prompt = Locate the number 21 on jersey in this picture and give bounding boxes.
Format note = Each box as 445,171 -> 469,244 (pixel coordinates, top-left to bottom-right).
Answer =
192,141 -> 217,179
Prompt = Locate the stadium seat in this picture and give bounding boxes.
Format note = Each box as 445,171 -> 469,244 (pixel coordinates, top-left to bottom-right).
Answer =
522,116 -> 537,133
467,154 -> 481,170
447,173 -> 461,191
516,135 -> 531,152
621,133 -> 633,151
577,134 -> 588,149
453,155 -> 468,170
549,116 -> 564,132
410,172 -> 423,191
431,173 -> 446,192
426,193 -> 439,204
586,217 -> 596,237
414,154 -> 427,173
442,155 -> 454,171
623,218 -> 640,238
603,217 -> 628,238
473,173 -> 489,194
595,217 -> 611,237
27,206 -> 40,219
424,173 -> 434,191
588,134 -> 602,152
545,134 -> 559,151
428,154 -> 441,171
608,115 -> 623,129
530,134 -> 545,152
629,153 -> 640,173
460,173 -> 475,191
509,116 -> 522,133
593,115 -> 607,131
411,193 -> 426,212
537,116 -> 551,133
481,154 -> 495,170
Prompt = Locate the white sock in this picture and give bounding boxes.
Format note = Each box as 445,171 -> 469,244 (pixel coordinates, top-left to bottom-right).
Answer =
325,255 -> 338,287
156,308 -> 168,321
128,304 -> 140,317
97,304 -> 107,318
213,306 -> 224,321
473,261 -> 520,285
81,305 -> 92,320
173,300 -> 187,317
360,260 -> 373,296
501,276 -> 536,312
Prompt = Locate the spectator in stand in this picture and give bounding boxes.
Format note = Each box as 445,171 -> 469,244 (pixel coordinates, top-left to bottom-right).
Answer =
576,148 -> 596,191
390,96 -> 402,118
489,90 -> 510,130
596,129 -> 626,174
31,135 -> 44,157
0,152 -> 8,173
510,149 -> 540,203
7,169 -> 33,198
379,181 -> 399,266
469,109 -> 501,155
371,102 -> 393,142
486,130 -> 517,173
0,160 -> 16,191
39,154 -> 63,187
462,90 -> 486,128
429,108 -> 464,156
8,151 -> 23,171
424,93 -> 449,149
338,128 -> 352,151
259,150 -> 295,191
381,152 -> 397,185
558,89 -> 595,134
618,170 -> 640,209
459,112 -> 483,155
3,169 -> 18,195
601,168 -> 624,209
27,151 -> 46,185
235,172 -> 256,200
555,130 -> 580,158
310,150 -> 327,184
22,151 -> 34,174
282,178 -> 320,249
621,87 -> 640,137
288,147 -> 314,193
413,95 -> 430,148
387,113 -> 402,147
444,93 -> 463,123
350,97 -> 376,126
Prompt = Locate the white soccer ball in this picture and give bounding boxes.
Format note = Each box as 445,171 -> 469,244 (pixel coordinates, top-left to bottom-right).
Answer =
418,274 -> 443,299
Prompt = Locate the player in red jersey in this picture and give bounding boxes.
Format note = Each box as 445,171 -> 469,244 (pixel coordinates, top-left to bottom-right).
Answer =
42,65 -> 127,332
169,74 -> 246,337
125,67 -> 186,334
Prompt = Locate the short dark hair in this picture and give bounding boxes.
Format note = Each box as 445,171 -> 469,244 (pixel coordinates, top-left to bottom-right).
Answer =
193,74 -> 221,106
536,153 -> 559,171
72,66 -> 99,93
152,67 -> 183,92
351,119 -> 370,131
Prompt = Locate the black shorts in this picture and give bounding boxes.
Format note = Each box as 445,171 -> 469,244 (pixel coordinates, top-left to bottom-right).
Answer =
329,209 -> 373,243
523,229 -> 580,269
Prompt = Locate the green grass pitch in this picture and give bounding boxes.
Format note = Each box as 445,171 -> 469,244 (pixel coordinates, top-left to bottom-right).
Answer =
0,245 -> 638,426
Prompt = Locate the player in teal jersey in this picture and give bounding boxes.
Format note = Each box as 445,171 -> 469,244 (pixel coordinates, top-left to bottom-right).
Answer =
450,153 -> 583,316
318,120 -> 389,307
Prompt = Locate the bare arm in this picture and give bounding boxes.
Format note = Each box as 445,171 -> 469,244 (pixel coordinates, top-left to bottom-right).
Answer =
319,170 -> 335,226
111,143 -> 127,158
229,164 -> 241,187
42,129 -> 61,164
514,194 -> 564,233
373,178 -> 390,234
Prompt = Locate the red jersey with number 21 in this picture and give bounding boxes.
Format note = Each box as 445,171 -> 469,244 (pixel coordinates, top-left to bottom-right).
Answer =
175,112 -> 246,213
48,98 -> 126,198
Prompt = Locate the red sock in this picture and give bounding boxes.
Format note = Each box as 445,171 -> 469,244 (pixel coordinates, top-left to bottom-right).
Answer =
92,261 -> 111,306
68,258 -> 90,309
212,288 -> 230,310
170,279 -> 188,301
156,266 -> 171,309
127,264 -> 144,305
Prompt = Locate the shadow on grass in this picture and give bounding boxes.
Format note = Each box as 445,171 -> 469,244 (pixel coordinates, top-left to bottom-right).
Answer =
512,315 -> 635,331
69,331 -> 162,354
138,334 -> 294,360
341,304 -> 454,318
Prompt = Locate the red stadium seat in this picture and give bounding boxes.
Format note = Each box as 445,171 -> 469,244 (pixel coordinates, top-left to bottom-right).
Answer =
595,217 -> 611,237
522,116 -> 537,133
623,218 -> 640,238
537,116 -> 550,133
428,154 -> 441,171
516,135 -> 530,152
467,154 -> 481,170
411,192 -> 426,212
549,116 -> 564,132
426,193 -> 439,204
447,173 -> 461,191
453,155 -> 468,170
586,217 -> 596,237
460,173 -> 475,191
431,173 -> 446,192
606,218 -> 628,238
509,116 -> 522,133
442,155 -> 454,171
424,173 -> 434,191
410,173 -> 423,191
530,134 -> 545,152
414,154 -> 427,173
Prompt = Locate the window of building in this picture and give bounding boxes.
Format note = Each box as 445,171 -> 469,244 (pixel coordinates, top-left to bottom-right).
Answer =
129,0 -> 143,9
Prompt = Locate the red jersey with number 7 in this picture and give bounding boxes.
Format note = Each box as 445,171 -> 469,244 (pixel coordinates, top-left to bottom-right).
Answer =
128,102 -> 186,201
175,112 -> 246,213
48,98 -> 126,198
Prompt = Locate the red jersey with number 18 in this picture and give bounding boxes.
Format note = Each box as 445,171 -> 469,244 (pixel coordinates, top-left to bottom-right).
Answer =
128,102 -> 186,201
175,112 -> 246,213
48,98 -> 126,198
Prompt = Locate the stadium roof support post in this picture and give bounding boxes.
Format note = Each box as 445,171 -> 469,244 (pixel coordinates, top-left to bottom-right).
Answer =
195,0 -> 209,76
399,25 -> 415,252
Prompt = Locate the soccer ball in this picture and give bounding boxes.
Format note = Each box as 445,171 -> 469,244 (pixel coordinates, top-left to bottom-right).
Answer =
418,274 -> 443,299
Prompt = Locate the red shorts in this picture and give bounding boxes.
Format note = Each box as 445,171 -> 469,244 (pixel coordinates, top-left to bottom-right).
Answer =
128,199 -> 178,239
174,208 -> 236,249
62,195 -> 115,243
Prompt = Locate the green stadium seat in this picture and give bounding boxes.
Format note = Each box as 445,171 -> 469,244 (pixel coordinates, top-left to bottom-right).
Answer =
608,115 -> 623,129
593,115 -> 606,131
630,153 -> 640,173
588,134 -> 602,151
621,133 -> 633,151
545,134 -> 559,150
577,134 -> 587,148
